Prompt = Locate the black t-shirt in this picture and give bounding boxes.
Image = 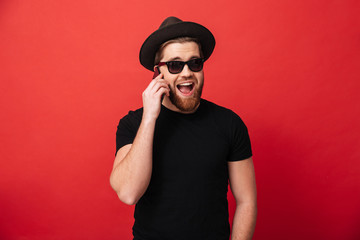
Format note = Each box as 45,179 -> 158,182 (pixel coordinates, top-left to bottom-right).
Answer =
116,99 -> 252,240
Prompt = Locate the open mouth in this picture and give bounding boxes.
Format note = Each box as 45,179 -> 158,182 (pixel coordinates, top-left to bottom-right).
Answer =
176,82 -> 195,96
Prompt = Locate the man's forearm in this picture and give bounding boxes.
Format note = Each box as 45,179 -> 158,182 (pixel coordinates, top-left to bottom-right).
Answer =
110,117 -> 156,205
231,202 -> 257,240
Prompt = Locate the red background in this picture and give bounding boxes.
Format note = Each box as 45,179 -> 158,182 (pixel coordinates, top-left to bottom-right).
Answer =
1,0 -> 359,239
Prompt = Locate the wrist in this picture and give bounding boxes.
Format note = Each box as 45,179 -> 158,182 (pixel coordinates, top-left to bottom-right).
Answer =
141,112 -> 158,125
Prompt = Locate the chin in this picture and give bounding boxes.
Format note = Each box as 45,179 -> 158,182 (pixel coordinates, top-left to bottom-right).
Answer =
169,86 -> 203,112
173,97 -> 200,112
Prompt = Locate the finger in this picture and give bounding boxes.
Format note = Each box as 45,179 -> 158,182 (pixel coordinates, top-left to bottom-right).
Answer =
144,79 -> 165,96
151,81 -> 170,93
156,85 -> 170,96
146,79 -> 159,91
153,77 -> 167,87
147,74 -> 166,92
155,87 -> 170,99
154,73 -> 164,80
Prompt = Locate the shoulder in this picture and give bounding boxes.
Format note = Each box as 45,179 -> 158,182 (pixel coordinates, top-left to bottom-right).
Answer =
117,107 -> 143,129
124,107 -> 143,120
115,107 -> 143,154
201,99 -> 249,141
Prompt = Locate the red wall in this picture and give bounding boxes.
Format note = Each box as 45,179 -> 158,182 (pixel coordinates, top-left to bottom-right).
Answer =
1,0 -> 359,239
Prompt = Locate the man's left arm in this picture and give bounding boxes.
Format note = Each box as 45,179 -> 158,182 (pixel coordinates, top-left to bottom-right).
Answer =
228,157 -> 257,240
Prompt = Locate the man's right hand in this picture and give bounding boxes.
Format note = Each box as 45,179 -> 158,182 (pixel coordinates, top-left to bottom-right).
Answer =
142,73 -> 170,121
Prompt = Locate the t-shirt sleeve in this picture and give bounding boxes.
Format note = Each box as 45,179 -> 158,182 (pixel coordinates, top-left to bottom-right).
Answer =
115,109 -> 142,155
228,112 -> 252,161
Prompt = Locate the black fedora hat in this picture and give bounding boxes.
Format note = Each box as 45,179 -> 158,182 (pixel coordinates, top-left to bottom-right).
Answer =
139,16 -> 216,71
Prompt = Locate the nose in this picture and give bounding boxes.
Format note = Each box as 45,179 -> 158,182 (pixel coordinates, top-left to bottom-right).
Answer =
180,64 -> 193,78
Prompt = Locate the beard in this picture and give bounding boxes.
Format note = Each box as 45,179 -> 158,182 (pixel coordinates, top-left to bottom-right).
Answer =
169,81 -> 204,112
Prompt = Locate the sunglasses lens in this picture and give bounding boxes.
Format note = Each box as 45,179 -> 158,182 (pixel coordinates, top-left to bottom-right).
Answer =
167,61 -> 185,74
188,59 -> 203,72
165,59 -> 204,74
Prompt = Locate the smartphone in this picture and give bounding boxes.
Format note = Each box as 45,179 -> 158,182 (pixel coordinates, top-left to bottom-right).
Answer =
153,67 -> 166,101
153,67 -> 160,79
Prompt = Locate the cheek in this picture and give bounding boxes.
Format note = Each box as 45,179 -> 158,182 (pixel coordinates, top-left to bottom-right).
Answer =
163,74 -> 178,87
195,72 -> 204,84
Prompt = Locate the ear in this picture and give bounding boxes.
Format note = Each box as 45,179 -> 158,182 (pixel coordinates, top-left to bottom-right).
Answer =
154,66 -> 161,74
152,66 -> 161,79
153,66 -> 160,72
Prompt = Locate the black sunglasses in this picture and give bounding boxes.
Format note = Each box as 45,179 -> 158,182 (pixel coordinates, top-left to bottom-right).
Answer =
157,58 -> 204,74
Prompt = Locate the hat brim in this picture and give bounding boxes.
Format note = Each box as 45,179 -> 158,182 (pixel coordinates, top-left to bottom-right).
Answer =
139,21 -> 215,71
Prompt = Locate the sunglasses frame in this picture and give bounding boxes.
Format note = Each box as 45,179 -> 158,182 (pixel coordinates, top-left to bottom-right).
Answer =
157,58 -> 204,74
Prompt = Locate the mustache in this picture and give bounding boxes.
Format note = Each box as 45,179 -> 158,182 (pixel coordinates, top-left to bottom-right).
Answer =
175,76 -> 195,83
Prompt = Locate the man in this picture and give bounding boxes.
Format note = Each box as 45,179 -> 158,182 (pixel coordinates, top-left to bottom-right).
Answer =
110,16 -> 257,240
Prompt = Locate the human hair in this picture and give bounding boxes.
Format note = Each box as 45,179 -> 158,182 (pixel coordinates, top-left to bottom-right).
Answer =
154,37 -> 203,66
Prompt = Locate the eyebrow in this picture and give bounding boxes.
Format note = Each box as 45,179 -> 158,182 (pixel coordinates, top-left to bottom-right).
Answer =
166,55 -> 200,61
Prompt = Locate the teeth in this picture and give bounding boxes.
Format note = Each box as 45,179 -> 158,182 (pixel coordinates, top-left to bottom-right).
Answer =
178,82 -> 192,86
